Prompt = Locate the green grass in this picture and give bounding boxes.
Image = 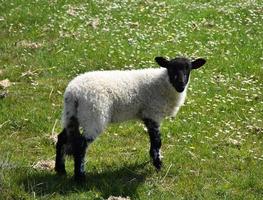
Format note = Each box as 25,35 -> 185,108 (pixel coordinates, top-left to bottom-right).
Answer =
0,0 -> 262,199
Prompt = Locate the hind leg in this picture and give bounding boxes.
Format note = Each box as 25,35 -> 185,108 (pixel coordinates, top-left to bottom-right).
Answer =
63,116 -> 88,180
55,128 -> 67,175
72,131 -> 102,180
72,134 -> 87,180
72,116 -> 106,180
55,116 -> 88,180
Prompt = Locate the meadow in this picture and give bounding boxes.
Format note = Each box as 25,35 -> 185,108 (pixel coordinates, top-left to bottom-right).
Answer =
0,0 -> 262,199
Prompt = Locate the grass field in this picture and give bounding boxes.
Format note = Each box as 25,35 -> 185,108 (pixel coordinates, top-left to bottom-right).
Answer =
0,0 -> 262,199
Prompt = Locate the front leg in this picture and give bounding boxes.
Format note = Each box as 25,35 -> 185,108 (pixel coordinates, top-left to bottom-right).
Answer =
143,118 -> 162,170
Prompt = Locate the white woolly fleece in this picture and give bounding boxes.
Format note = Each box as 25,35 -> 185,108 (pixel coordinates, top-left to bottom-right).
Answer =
62,68 -> 188,138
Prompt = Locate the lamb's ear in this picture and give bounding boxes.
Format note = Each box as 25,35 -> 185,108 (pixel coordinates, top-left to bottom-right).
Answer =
191,58 -> 206,69
155,57 -> 169,68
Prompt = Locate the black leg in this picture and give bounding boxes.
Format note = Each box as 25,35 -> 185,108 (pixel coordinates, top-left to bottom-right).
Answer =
72,135 -> 87,181
65,116 -> 87,181
55,129 -> 67,175
55,116 -> 89,181
143,118 -> 162,170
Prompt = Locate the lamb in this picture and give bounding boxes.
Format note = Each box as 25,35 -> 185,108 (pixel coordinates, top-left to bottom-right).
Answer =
55,56 -> 206,180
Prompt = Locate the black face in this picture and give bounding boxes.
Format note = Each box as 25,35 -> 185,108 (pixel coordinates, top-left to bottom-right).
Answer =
155,56 -> 206,93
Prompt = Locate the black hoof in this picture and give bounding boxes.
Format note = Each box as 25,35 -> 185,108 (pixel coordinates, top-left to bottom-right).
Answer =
153,159 -> 162,171
55,167 -> 67,176
55,163 -> 67,175
74,172 -> 86,182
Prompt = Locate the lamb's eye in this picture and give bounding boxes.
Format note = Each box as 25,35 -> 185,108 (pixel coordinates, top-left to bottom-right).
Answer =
174,75 -> 178,80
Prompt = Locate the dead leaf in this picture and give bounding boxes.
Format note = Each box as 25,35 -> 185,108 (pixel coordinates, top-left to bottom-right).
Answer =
107,196 -> 131,200
33,160 -> 55,171
128,22 -> 139,28
67,6 -> 78,17
228,138 -> 241,146
16,40 -> 42,49
21,69 -> 39,78
88,18 -> 100,29
0,79 -> 11,89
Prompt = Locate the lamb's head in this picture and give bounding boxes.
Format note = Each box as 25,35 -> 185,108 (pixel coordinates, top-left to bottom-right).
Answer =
155,56 -> 206,93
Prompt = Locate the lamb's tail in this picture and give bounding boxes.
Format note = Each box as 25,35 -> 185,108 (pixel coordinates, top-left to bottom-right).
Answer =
60,91 -> 80,156
61,91 -> 79,131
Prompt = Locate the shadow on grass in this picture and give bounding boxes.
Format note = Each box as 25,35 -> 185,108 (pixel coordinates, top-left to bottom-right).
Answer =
21,161 -> 151,199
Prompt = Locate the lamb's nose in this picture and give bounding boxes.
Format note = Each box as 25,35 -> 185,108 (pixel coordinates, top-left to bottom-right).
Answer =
178,81 -> 184,86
